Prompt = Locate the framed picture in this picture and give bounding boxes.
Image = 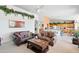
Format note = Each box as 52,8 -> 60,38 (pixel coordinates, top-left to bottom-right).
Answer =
9,20 -> 25,28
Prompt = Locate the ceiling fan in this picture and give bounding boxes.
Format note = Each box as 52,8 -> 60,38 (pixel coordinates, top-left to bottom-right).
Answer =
35,5 -> 44,13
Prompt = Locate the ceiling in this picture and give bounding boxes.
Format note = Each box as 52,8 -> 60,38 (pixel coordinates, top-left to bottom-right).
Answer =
15,5 -> 79,20
15,5 -> 42,13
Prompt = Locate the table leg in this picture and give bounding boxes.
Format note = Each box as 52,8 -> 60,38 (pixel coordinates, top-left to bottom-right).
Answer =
27,42 -> 33,49
78,45 -> 79,48
27,42 -> 29,48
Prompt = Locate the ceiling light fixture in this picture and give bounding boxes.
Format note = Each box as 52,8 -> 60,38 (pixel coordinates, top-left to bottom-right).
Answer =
35,5 -> 44,13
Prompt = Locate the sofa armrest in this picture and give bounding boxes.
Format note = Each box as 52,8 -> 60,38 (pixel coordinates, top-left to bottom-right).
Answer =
38,36 -> 50,42
13,33 -> 22,39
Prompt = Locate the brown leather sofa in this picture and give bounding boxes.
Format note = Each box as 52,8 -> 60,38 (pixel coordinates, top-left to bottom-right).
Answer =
0,38 -> 1,45
38,31 -> 55,46
12,31 -> 36,46
72,38 -> 79,45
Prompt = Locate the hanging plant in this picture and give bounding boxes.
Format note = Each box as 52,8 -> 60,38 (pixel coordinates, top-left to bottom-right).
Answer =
0,6 -> 34,19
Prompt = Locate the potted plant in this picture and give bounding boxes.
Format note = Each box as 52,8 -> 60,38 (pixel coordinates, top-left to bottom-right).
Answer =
74,32 -> 79,38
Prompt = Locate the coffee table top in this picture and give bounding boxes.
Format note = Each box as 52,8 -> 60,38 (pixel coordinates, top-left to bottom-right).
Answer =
28,38 -> 49,49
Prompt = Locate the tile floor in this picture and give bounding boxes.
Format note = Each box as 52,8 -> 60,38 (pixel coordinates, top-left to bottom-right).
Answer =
0,35 -> 79,53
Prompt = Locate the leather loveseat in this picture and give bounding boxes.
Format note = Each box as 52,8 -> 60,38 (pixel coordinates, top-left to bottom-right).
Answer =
38,31 -> 55,46
12,31 -> 36,46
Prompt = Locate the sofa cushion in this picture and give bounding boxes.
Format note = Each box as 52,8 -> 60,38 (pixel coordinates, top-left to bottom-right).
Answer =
38,36 -> 50,42
46,31 -> 54,38
20,32 -> 28,38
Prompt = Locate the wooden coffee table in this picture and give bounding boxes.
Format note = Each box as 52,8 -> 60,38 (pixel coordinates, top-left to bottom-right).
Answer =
27,38 -> 49,53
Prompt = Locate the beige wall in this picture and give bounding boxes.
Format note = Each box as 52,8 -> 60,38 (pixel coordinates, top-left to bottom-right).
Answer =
43,16 -> 49,29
